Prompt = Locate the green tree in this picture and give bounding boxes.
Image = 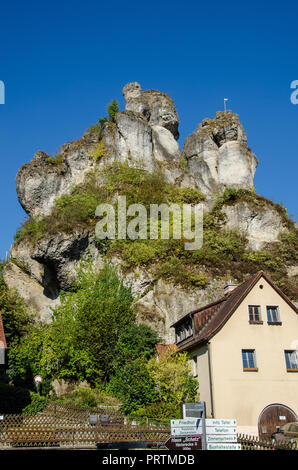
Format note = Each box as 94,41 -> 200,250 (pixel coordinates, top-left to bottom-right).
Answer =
113,323 -> 160,369
7,262 -> 135,388
146,347 -> 198,411
107,99 -> 119,122
108,358 -> 157,415
52,262 -> 134,384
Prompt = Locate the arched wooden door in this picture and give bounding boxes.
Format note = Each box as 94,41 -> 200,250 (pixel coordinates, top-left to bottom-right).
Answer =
258,404 -> 297,437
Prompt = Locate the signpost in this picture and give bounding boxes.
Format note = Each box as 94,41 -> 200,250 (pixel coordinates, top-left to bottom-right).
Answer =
165,436 -> 202,451
207,443 -> 241,451
169,403 -> 241,451
207,435 -> 237,443
179,402 -> 207,450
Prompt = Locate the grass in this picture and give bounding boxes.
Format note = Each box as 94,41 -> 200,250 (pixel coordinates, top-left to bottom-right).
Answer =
45,153 -> 64,165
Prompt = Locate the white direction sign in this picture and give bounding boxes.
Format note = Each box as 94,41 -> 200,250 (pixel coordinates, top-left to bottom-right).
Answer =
207,443 -> 241,451
171,419 -> 201,427
171,418 -> 236,428
171,427 -> 203,436
206,419 -> 236,427
207,435 -> 237,443
171,426 -> 237,436
206,427 -> 237,435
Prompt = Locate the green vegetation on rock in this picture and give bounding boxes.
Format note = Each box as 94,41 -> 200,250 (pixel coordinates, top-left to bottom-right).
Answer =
88,99 -> 119,134
13,165 -> 298,296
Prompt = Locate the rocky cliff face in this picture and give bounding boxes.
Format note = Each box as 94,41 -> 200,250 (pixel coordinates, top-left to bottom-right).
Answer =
5,82 -> 296,340
183,111 -> 258,195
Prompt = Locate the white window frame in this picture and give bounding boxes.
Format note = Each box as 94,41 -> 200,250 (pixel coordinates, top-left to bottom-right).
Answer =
266,305 -> 281,324
242,349 -> 258,371
248,305 -> 262,323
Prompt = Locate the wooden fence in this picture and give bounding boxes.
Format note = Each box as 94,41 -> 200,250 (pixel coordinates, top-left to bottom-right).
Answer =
237,433 -> 297,450
0,405 -> 297,450
0,407 -> 170,448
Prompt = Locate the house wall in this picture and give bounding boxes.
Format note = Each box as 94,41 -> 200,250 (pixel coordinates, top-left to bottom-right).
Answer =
209,277 -> 298,435
188,344 -> 213,417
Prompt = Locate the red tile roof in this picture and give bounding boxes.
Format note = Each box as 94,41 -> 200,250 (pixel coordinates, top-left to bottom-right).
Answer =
173,271 -> 298,352
0,312 -> 7,349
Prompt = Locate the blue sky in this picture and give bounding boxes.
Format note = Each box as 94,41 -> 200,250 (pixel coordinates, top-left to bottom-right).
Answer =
0,0 -> 297,258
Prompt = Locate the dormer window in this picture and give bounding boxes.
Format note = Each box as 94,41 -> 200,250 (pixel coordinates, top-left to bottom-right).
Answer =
176,318 -> 193,344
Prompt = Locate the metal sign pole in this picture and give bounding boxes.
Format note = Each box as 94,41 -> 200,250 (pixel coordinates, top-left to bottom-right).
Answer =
201,402 -> 207,451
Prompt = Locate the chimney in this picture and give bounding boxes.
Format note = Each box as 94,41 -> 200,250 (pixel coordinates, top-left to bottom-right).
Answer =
224,279 -> 238,296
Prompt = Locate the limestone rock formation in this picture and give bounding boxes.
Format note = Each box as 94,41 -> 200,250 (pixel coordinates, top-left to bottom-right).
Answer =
133,278 -> 225,343
183,111 -> 258,194
6,81 -> 296,339
3,262 -> 59,323
123,82 -> 179,139
222,201 -> 286,250
16,145 -> 95,217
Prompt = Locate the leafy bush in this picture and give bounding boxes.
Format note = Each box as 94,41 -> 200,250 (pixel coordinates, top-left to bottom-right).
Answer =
113,323 -> 160,369
193,228 -> 247,266
133,401 -> 181,421
120,242 -> 158,266
168,186 -> 205,204
60,387 -> 119,408
22,392 -> 50,415
146,347 -> 198,408
108,358 -> 157,415
45,154 -> 64,165
90,139 -> 106,161
154,257 -> 208,288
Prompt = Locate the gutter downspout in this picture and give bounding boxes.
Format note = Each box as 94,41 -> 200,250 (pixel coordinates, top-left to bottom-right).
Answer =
207,341 -> 214,418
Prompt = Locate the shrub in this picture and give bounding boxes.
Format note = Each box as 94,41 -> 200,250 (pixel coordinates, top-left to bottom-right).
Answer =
154,257 -> 208,288
133,401 -> 181,421
22,392 -> 50,415
90,140 -> 106,161
193,228 -> 247,265
113,323 -> 160,370
64,387 -> 120,407
168,187 -> 205,204
120,242 -> 158,266
108,359 -> 157,415
45,154 -> 64,165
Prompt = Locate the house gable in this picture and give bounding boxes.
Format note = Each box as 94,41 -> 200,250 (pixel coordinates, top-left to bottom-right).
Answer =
174,271 -> 298,352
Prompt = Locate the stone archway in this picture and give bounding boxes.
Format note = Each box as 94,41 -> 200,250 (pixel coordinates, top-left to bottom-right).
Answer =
258,403 -> 297,437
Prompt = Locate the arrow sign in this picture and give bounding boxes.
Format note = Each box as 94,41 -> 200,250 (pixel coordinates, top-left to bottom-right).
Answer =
207,443 -> 241,451
205,419 -> 236,427
171,427 -> 202,436
206,427 -> 237,435
171,419 -> 201,427
171,426 -> 237,436
207,435 -> 238,443
165,436 -> 202,451
171,418 -> 236,427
